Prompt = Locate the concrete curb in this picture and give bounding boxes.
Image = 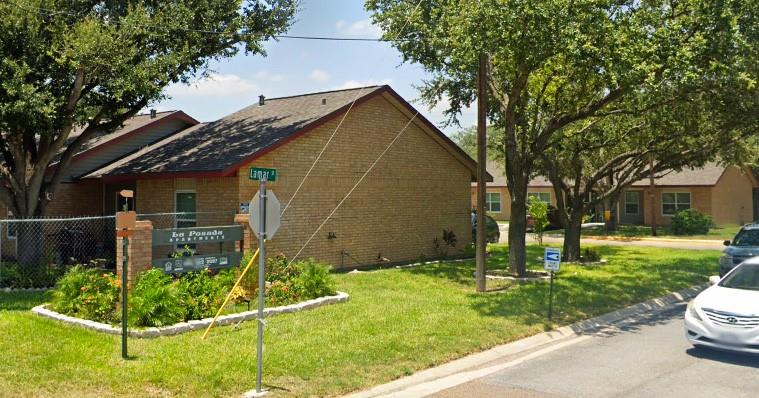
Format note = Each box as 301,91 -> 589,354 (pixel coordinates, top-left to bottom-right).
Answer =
2,287 -> 52,293
343,283 -> 709,398
580,235 -> 723,244
31,291 -> 350,338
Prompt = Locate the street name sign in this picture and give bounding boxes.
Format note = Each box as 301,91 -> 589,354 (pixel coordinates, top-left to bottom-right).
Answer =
250,189 -> 281,239
249,167 -> 278,182
544,247 -> 561,272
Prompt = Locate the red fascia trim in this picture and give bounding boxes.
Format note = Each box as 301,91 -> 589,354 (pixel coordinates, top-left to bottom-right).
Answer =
99,170 -> 225,183
66,111 -> 200,165
218,87 -> 388,177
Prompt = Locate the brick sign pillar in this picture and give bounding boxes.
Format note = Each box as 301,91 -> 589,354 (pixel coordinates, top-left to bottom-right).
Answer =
116,220 -> 154,289
234,214 -> 254,252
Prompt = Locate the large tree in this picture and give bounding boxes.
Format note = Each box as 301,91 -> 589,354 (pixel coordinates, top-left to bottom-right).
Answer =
368,0 -> 752,276
0,0 -> 296,218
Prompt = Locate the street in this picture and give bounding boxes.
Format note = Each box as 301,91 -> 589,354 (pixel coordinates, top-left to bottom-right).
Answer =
431,305 -> 759,398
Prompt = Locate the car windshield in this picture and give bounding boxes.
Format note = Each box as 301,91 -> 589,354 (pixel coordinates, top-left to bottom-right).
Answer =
719,264 -> 759,291
732,229 -> 759,246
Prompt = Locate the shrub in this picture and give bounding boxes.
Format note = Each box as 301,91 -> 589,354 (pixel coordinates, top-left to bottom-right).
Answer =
266,280 -> 298,306
266,253 -> 300,283
580,247 -> 602,263
670,209 -> 712,235
176,269 -> 234,320
49,265 -> 119,323
295,259 -> 336,299
528,196 -> 550,245
129,269 -> 184,327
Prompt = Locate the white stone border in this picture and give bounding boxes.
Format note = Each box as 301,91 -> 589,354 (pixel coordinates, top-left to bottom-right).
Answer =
2,287 -> 51,293
31,291 -> 349,338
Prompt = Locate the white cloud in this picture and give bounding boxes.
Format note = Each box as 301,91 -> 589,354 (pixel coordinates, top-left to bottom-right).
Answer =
254,71 -> 286,82
308,69 -> 331,82
335,19 -> 382,38
166,74 -> 258,98
334,78 -> 392,90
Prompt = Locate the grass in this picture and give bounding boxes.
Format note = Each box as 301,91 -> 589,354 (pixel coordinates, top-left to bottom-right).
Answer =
546,224 -> 742,241
0,244 -> 719,397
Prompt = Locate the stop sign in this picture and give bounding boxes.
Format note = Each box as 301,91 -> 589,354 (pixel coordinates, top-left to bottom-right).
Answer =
249,190 -> 281,239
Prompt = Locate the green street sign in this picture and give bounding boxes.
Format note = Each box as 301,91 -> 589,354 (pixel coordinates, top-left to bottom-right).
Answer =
249,167 -> 277,182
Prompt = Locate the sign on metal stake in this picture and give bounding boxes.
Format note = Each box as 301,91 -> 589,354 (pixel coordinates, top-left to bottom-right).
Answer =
544,247 -> 561,322
247,168 -> 280,395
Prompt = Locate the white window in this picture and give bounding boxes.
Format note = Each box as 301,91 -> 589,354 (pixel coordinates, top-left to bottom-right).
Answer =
528,192 -> 551,204
6,210 -> 16,239
662,192 -> 691,216
486,192 -> 501,213
175,191 -> 197,228
624,191 -> 640,215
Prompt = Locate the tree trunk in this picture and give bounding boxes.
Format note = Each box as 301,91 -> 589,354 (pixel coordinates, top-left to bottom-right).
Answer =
508,182 -> 528,277
563,210 -> 583,262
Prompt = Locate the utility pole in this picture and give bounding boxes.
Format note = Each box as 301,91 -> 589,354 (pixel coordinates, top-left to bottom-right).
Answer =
649,153 -> 657,236
475,52 -> 488,293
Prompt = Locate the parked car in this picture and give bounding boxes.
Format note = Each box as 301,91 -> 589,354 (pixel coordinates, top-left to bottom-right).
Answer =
684,258 -> 759,354
719,223 -> 759,277
526,204 -> 563,232
471,214 -> 501,244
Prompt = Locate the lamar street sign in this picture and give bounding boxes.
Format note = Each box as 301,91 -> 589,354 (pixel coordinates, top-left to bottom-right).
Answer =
249,167 -> 277,182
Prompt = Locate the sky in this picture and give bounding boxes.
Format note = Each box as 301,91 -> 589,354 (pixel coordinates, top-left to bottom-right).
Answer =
154,0 -> 475,135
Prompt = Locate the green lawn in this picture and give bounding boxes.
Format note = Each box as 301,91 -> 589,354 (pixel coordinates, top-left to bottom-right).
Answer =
546,224 -> 742,241
0,244 -> 719,397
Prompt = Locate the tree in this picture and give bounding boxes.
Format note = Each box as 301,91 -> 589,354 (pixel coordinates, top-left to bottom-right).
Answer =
450,125 -> 500,160
0,1 -> 296,219
368,0 -> 752,276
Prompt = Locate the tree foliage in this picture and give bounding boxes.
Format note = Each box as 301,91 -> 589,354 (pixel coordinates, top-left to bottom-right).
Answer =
0,0 -> 296,217
368,0 -> 757,275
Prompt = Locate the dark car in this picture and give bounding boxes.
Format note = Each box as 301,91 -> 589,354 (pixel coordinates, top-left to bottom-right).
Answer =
719,223 -> 759,277
472,214 -> 501,244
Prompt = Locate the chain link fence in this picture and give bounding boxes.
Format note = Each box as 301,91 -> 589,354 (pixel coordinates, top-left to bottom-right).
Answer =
0,211 -> 239,289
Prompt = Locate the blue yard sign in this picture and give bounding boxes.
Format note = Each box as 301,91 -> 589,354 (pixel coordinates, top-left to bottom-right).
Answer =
544,247 -> 561,271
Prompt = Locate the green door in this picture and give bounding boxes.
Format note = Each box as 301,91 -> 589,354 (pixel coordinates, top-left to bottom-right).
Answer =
175,192 -> 196,228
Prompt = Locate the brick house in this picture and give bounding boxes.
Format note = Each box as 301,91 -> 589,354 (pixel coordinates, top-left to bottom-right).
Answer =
4,86 -> 478,268
472,162 -> 759,226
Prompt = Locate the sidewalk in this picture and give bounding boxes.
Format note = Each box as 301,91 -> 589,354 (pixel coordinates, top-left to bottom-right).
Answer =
342,284 -> 709,398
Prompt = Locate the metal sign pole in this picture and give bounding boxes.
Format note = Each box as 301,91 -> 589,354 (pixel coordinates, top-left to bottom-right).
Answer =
256,175 -> 267,394
548,271 -> 554,322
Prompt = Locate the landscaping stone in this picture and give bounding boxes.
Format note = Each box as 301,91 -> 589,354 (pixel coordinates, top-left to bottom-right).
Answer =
31,291 -> 349,338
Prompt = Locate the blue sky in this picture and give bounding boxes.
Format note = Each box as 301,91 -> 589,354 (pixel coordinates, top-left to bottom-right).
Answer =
155,0 -> 475,135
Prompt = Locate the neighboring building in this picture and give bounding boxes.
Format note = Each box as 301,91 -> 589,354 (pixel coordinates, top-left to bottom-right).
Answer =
18,85 -> 478,268
472,162 -> 759,226
469,161 -> 556,221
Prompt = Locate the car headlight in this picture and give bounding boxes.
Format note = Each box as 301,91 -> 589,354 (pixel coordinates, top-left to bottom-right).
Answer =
687,300 -> 702,321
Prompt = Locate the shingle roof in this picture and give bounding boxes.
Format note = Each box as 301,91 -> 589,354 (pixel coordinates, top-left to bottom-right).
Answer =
473,160 -> 552,187
630,162 -> 726,186
89,86 -> 387,177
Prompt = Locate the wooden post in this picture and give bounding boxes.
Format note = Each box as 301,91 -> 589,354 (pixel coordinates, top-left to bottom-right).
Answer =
475,52 -> 488,293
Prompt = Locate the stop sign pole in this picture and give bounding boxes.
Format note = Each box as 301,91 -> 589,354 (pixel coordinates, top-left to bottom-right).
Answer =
256,175 -> 266,395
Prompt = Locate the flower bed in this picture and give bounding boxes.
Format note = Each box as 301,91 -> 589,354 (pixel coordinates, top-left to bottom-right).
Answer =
41,252 -> 339,330
31,291 -> 349,338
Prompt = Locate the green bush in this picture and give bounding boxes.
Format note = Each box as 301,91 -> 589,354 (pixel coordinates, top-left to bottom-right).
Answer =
129,269 -> 184,327
296,259 -> 336,299
580,247 -> 602,263
0,262 -> 66,289
670,209 -> 712,235
176,269 -> 234,320
528,196 -> 549,245
49,265 -> 119,323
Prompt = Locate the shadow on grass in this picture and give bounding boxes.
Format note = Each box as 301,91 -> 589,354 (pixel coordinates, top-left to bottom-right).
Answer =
0,291 -> 47,311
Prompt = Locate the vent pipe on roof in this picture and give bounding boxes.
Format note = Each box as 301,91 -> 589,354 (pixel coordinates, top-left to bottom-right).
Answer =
259,95 -> 266,106
322,98 -> 327,105
150,109 -> 156,118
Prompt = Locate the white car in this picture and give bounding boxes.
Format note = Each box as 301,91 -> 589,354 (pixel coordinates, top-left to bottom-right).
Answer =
684,257 -> 759,354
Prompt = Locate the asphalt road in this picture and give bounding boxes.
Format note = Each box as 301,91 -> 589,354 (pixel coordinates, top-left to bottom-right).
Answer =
431,306 -> 759,398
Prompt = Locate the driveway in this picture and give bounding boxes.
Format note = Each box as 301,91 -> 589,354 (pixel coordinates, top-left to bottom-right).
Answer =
497,224 -> 724,251
430,305 -> 759,398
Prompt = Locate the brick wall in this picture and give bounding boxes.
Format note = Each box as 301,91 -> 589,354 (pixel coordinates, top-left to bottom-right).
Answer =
45,181 -> 104,217
236,93 -> 472,268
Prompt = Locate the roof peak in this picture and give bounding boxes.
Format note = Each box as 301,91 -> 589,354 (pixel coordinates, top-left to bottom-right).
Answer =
262,85 -> 385,102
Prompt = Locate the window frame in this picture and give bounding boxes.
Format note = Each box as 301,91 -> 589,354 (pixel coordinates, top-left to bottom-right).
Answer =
486,192 -> 501,213
661,191 -> 691,216
527,192 -> 551,204
624,191 -> 641,216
